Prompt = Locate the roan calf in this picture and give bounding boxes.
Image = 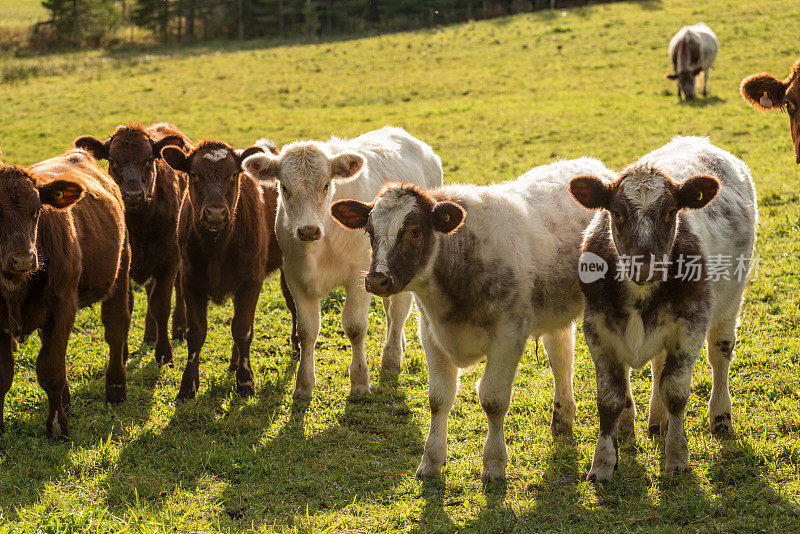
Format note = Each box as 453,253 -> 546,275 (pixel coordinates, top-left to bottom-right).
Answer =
330,157 -> 613,482
740,59 -> 800,164
162,140 -> 295,400
568,137 -> 757,482
666,23 -> 718,100
74,122 -> 192,365
242,127 -> 443,399
0,148 -> 130,439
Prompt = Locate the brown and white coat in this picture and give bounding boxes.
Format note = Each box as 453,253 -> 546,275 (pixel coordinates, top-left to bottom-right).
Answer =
331,157 -> 613,482
666,23 -> 718,100
569,136 -> 757,482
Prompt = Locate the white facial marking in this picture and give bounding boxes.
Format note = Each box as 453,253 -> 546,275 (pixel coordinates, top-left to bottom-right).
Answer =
203,149 -> 228,162
371,191 -> 417,273
621,167 -> 665,210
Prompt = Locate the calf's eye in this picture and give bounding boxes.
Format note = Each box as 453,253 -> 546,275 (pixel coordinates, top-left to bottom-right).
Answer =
410,228 -> 421,238
324,183 -> 330,192
612,210 -> 623,222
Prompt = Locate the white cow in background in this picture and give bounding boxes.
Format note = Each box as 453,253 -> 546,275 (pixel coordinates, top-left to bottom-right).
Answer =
666,23 -> 718,100
243,126 -> 443,399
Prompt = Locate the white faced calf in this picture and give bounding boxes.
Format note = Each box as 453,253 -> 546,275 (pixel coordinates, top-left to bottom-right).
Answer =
569,136 -> 757,482
331,157 -> 613,482
243,127 -> 442,398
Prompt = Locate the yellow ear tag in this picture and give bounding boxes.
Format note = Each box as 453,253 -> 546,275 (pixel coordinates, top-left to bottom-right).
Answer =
443,213 -> 450,223
54,190 -> 64,200
696,191 -> 703,201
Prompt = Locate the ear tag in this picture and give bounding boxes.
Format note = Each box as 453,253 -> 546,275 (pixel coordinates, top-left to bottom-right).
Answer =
760,92 -> 773,108
696,191 -> 703,201
443,213 -> 450,223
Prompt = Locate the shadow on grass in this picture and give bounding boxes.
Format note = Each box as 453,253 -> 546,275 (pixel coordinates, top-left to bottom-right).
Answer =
0,334 -> 160,518
82,354 -> 423,529
680,96 -> 726,108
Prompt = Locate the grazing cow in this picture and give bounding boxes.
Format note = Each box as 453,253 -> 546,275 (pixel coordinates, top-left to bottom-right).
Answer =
74,122 -> 192,365
330,157 -> 614,482
666,23 -> 718,100
162,140 -> 295,400
740,59 -> 800,164
568,137 -> 757,482
242,126 -> 443,399
0,148 -> 130,439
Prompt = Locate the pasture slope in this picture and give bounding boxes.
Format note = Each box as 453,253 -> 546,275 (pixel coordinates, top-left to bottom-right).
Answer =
0,0 -> 799,531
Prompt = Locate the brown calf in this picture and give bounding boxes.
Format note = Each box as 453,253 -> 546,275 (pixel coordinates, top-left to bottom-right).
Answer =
740,59 -> 800,164
0,148 -> 130,439
74,122 -> 191,365
162,140 -> 296,400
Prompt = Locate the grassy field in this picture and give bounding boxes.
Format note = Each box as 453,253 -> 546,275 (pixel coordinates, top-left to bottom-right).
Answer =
1,0 -> 799,532
0,0 -> 47,28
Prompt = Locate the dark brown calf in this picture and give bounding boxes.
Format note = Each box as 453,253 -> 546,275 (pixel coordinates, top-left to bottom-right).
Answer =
0,149 -> 130,439
74,122 -> 191,365
740,59 -> 800,164
162,140 -> 296,400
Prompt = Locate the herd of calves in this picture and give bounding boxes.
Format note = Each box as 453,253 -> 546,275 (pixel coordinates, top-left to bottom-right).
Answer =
0,58 -> 797,485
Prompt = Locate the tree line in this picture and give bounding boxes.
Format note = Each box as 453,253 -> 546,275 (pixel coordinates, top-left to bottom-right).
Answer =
41,0 -> 585,47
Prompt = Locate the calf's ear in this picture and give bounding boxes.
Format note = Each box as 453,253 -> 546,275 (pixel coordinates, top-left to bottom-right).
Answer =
161,146 -> 191,173
39,180 -> 84,209
255,138 -> 279,155
665,73 -> 678,80
569,175 -> 611,209
677,174 -> 719,209
432,201 -> 465,234
242,152 -> 279,183
331,152 -> 364,181
236,146 -> 265,170
153,135 -> 188,158
740,72 -> 788,110
330,199 -> 372,230
74,135 -> 109,160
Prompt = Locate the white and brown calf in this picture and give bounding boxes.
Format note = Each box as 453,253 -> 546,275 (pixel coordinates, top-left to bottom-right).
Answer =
569,137 -> 757,482
242,127 -> 442,399
330,157 -> 614,482
666,23 -> 718,100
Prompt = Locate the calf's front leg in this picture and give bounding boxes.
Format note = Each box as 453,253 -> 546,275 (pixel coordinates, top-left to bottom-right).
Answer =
707,319 -> 736,435
38,304 -> 77,440
587,349 -> 627,483
659,348 -> 699,475
177,283 -> 208,401
149,270 -> 177,366
342,282 -> 372,396
231,282 -> 261,397
416,323 -> 459,479
479,331 -> 526,483
0,332 -> 15,434
542,326 -> 576,437
381,292 -> 411,374
291,281 -> 321,400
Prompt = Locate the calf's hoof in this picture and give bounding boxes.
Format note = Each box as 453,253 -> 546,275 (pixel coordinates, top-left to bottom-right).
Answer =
480,464 -> 507,485
415,458 -> 443,479
710,413 -> 733,437
380,362 -> 402,375
46,415 -> 70,441
172,327 -> 186,342
176,378 -> 198,401
142,337 -> 156,348
155,351 -> 173,368
236,381 -> 255,398
587,465 -> 615,484
349,383 -> 371,396
551,416 -> 574,438
292,385 -> 313,400
648,421 -> 668,438
106,383 -> 127,404
665,461 -> 692,476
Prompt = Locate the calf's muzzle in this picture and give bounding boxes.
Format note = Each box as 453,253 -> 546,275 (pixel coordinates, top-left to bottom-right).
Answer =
365,271 -> 399,297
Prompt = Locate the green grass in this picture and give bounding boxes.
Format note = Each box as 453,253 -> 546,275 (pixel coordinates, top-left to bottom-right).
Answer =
1,0 -> 800,531
0,0 -> 48,28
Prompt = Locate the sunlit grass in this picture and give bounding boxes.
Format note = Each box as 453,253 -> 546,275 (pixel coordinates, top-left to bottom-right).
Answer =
0,0 -> 799,531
